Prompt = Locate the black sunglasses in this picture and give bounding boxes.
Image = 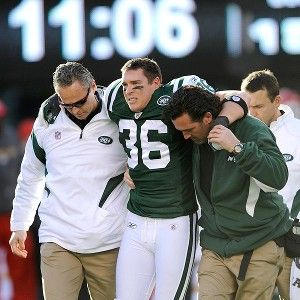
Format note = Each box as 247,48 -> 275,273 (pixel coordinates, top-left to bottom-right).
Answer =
59,87 -> 90,109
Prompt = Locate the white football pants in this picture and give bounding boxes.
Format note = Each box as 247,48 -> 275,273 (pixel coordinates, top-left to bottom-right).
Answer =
116,211 -> 199,300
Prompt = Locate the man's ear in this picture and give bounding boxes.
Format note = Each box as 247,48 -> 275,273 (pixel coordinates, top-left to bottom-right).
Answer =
274,95 -> 281,108
203,112 -> 213,125
152,76 -> 161,87
91,80 -> 97,94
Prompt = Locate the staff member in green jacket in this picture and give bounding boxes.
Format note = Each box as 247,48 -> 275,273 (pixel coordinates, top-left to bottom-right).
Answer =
163,85 -> 293,300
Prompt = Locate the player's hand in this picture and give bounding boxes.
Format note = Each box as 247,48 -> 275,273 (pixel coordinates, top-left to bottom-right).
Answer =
9,230 -> 28,258
208,125 -> 240,153
124,168 -> 136,189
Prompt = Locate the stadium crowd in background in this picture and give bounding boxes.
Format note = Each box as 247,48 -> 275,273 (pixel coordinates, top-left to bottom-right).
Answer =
0,100 -> 39,300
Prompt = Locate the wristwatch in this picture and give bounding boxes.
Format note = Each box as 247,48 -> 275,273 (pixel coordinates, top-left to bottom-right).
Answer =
232,143 -> 244,155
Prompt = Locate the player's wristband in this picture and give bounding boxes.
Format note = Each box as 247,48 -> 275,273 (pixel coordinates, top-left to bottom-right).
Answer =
209,116 -> 229,151
223,95 -> 248,118
211,116 -> 229,128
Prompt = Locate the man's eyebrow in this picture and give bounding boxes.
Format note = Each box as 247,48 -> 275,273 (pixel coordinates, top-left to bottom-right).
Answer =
122,80 -> 142,85
183,127 -> 194,131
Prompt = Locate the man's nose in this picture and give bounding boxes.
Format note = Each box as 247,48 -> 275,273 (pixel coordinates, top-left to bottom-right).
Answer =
182,132 -> 191,140
125,86 -> 133,95
249,109 -> 257,117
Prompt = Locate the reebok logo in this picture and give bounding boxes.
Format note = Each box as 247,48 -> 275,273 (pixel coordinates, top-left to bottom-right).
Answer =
128,222 -> 137,229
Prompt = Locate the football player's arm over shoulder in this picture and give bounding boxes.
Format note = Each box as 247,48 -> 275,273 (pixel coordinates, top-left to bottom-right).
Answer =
215,90 -> 249,126
177,76 -> 248,126
174,76 -> 248,126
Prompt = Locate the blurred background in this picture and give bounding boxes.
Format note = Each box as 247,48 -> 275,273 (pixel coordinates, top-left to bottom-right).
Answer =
0,0 -> 300,123
0,0 -> 299,299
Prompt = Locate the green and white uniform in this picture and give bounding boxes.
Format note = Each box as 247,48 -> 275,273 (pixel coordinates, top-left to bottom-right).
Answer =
105,76 -> 214,218
104,75 -> 214,300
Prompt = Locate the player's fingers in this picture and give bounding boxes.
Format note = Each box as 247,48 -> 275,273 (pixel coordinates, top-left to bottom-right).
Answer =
10,242 -> 28,258
15,249 -> 28,258
19,239 -> 26,251
124,171 -> 136,189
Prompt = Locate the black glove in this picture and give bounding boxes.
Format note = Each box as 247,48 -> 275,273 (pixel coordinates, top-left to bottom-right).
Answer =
211,116 -> 229,128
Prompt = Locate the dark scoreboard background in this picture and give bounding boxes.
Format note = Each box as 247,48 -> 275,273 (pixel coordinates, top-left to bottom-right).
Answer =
0,0 -> 299,119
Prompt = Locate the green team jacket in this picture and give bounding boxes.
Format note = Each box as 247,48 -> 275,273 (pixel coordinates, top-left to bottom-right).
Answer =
193,116 -> 293,257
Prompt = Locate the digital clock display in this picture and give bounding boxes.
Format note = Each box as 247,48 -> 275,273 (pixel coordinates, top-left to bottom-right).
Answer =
0,0 -> 299,116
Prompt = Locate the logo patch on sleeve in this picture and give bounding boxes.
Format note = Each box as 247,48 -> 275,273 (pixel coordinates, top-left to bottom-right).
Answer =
157,95 -> 171,106
98,136 -> 113,144
283,153 -> 293,162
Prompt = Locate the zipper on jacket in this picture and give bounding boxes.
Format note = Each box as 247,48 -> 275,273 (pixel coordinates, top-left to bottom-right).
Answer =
210,151 -> 216,216
79,130 -> 83,139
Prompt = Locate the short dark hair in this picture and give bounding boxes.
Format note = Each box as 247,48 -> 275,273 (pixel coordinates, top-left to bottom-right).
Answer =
121,58 -> 162,83
53,62 -> 94,90
241,69 -> 279,102
163,85 -> 221,122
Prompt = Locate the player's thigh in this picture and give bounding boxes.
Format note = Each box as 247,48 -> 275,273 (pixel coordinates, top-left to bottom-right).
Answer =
198,249 -> 236,300
80,248 -> 118,300
40,242 -> 84,300
189,244 -> 202,300
276,254 -> 292,300
116,213 -> 155,300
155,213 -> 199,300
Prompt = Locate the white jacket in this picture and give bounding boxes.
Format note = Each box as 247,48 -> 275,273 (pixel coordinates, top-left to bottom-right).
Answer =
270,104 -> 300,217
11,95 -> 129,253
